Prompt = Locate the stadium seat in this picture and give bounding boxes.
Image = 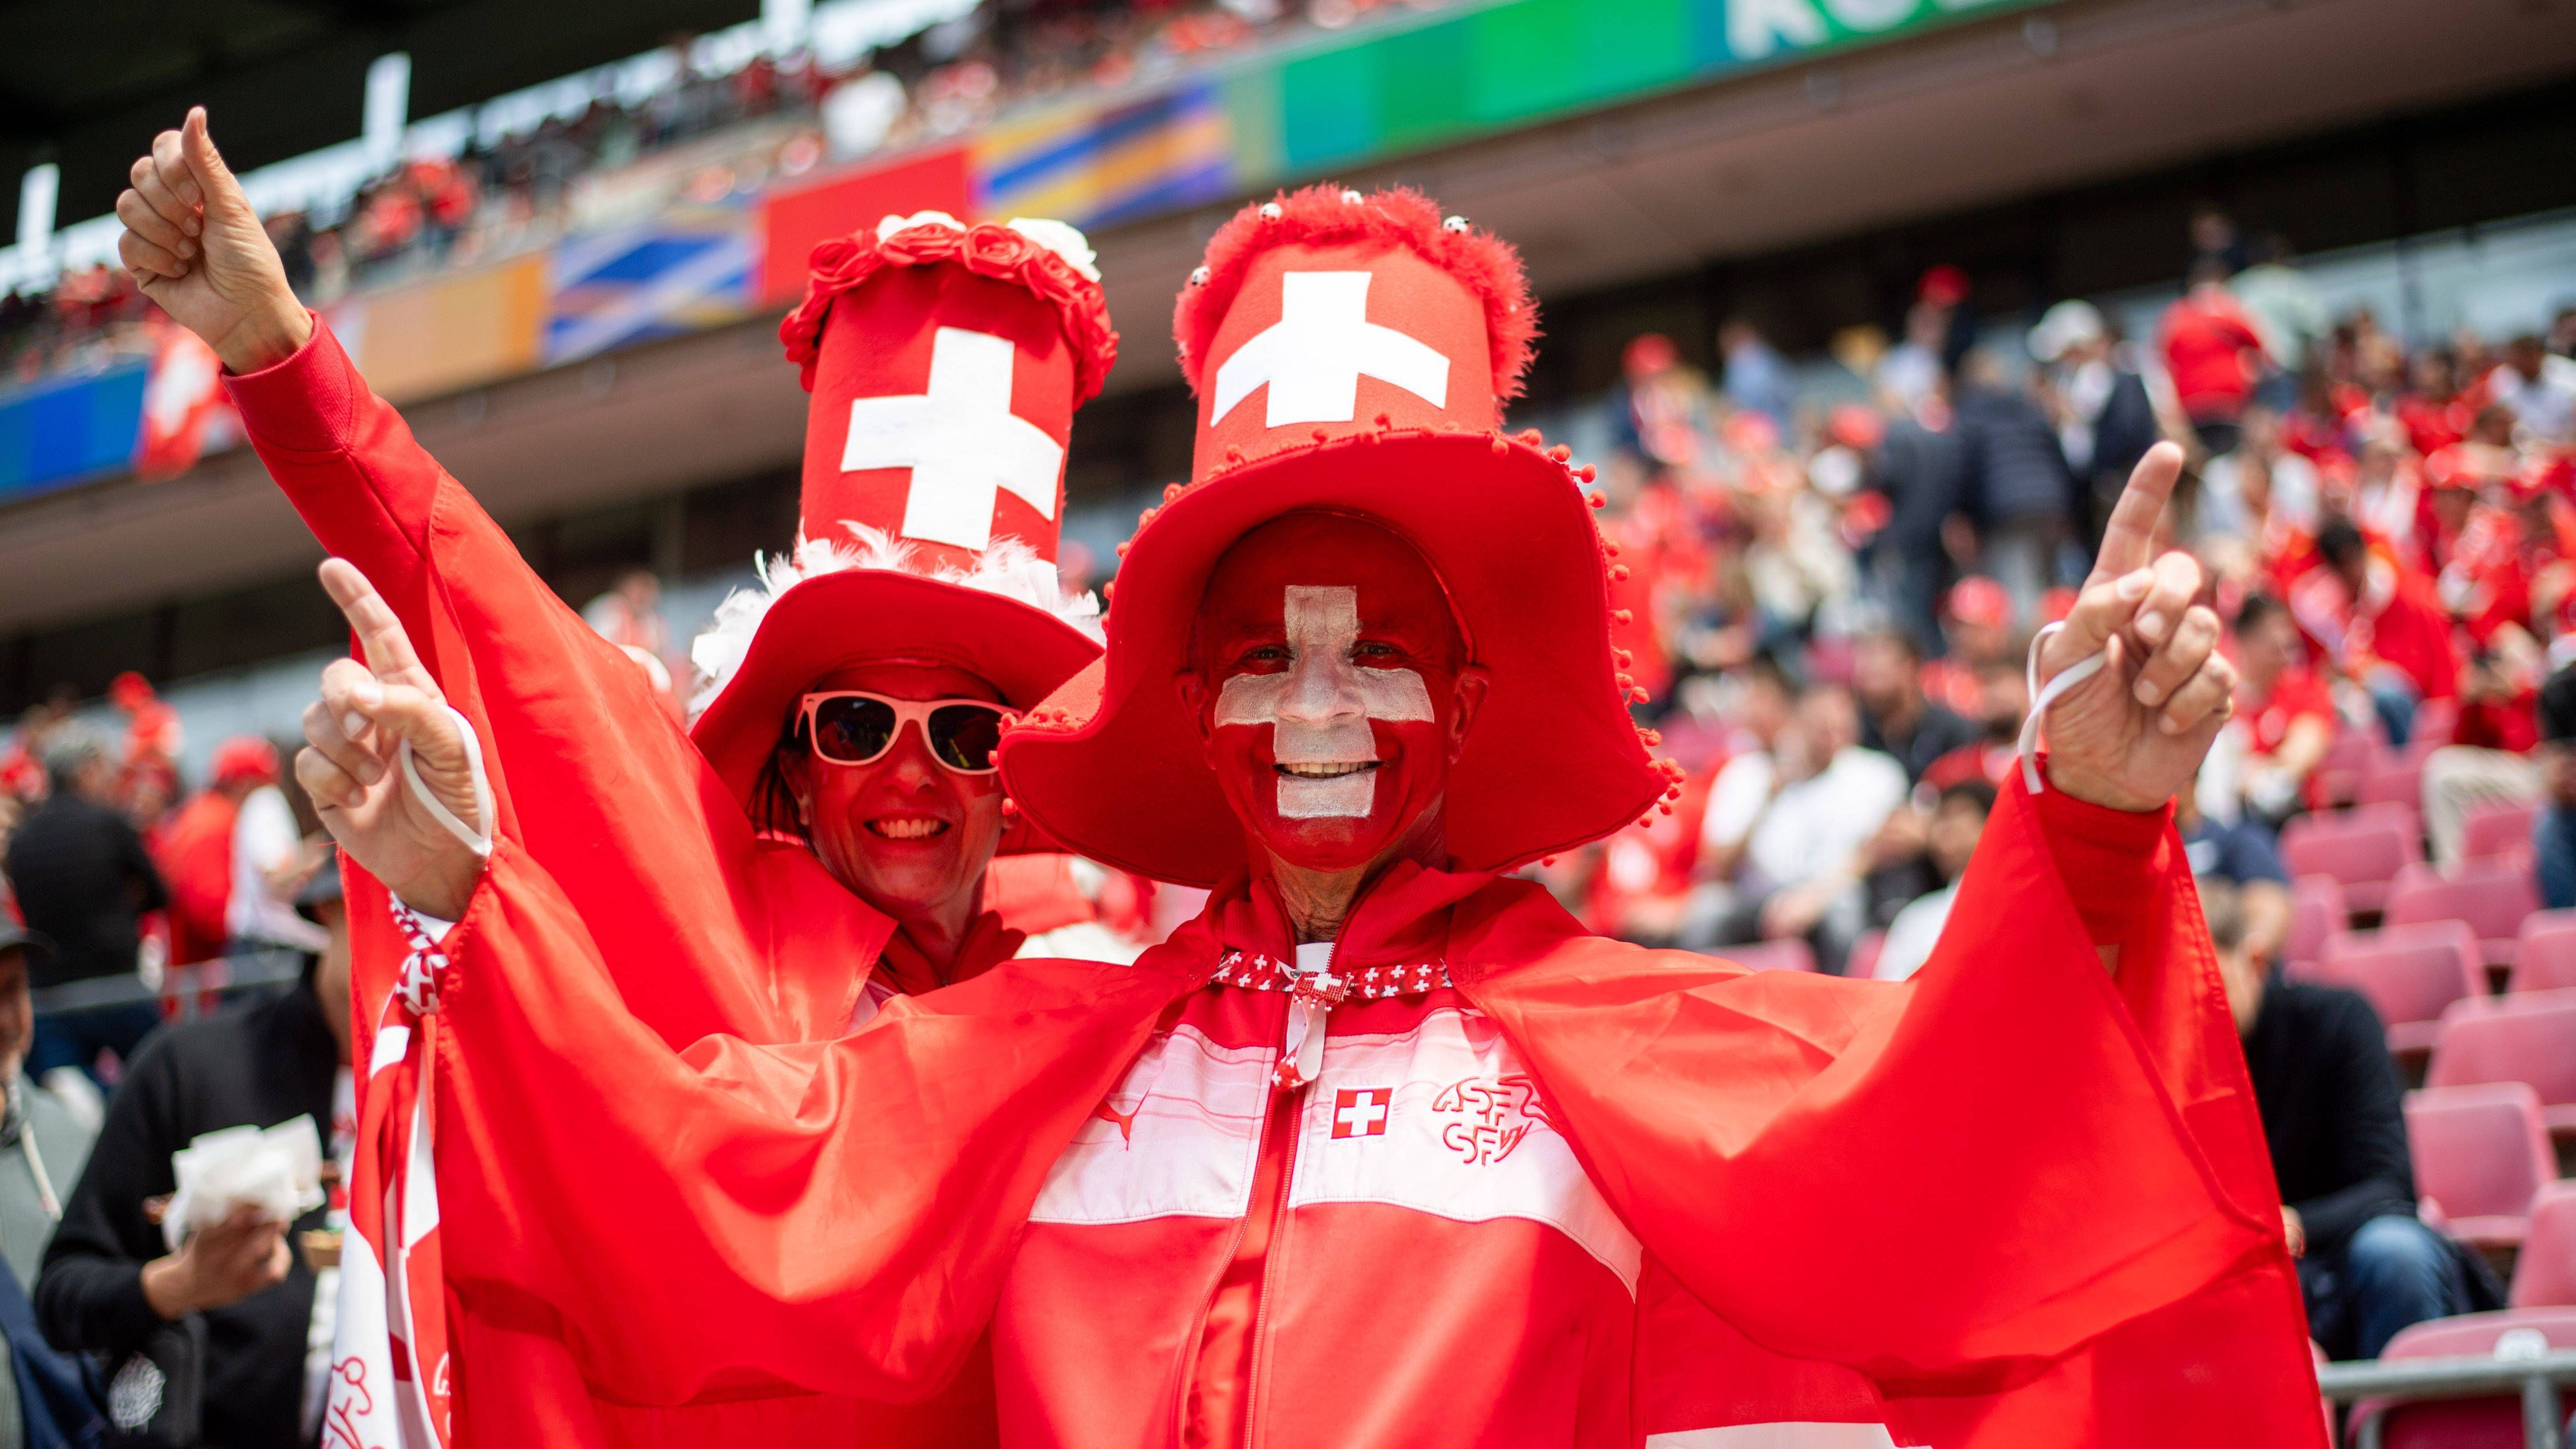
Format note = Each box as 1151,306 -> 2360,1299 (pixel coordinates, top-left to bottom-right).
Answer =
1725,939 -> 1818,974
2285,874 -> 2348,966
2404,1083 -> 2555,1250
2282,806 -> 2423,916
2366,1306 -> 2576,1448
2458,800 -> 2539,864
2384,859 -> 2541,970
2316,729 -> 2377,809
2357,741 -> 2438,812
2424,990 -> 2576,1140
1845,930 -> 1885,981
2311,922 -> 2486,1055
2509,910 -> 2576,996
2410,697 -> 2459,749
2512,1180 -> 2576,1308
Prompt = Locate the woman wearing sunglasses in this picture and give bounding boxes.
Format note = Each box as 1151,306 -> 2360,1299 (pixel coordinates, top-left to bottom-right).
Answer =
117,109 -> 1142,1444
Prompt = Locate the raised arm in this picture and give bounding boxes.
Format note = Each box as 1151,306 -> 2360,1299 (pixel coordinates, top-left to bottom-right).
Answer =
121,112 -> 878,1045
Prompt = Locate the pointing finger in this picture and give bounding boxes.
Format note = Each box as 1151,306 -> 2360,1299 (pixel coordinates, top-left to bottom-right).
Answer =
2092,441 -> 2186,584
317,559 -> 437,697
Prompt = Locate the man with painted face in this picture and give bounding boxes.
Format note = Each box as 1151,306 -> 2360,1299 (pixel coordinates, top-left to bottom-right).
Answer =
300,187 -> 2325,1446
112,111 -> 1152,1446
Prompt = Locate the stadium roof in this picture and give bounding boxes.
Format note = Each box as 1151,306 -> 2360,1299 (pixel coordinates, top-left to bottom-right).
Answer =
0,0 -> 762,235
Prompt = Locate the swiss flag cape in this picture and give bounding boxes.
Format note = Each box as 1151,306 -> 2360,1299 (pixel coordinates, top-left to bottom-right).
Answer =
222,318 -> 1151,1444
402,777 -> 2317,1444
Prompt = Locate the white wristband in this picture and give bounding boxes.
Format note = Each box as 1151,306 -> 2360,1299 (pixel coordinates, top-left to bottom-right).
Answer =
397,702 -> 495,859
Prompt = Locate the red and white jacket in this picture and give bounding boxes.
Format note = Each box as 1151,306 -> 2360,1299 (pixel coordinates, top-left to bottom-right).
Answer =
992,783 -> 2322,1449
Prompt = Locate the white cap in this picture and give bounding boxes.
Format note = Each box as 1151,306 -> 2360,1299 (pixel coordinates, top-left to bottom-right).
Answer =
2028,300 -> 2105,363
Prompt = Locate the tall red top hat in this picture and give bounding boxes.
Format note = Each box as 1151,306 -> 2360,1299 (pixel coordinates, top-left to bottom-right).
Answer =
689,211 -> 1117,811
997,185 -> 1672,886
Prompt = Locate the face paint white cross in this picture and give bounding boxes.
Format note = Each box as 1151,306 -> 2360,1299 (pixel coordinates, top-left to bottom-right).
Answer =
1210,272 -> 1451,429
1215,585 -> 1435,819
840,326 -> 1064,553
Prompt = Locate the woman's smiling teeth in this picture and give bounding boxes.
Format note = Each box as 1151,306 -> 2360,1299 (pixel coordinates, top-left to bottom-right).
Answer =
1277,761 -> 1376,779
868,816 -> 950,840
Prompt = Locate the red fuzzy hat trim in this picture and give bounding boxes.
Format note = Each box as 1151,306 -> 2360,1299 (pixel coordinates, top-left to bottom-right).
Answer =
1174,184 -> 1539,406
780,222 -> 1120,405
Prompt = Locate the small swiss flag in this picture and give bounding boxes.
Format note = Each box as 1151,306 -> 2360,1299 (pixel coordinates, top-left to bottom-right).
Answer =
1332,1087 -> 1392,1139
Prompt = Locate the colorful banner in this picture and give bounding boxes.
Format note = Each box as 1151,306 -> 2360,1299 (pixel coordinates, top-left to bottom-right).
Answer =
757,144 -> 976,306
0,359 -> 149,500
331,252 -> 549,404
974,81 -> 1236,230
546,211 -> 757,365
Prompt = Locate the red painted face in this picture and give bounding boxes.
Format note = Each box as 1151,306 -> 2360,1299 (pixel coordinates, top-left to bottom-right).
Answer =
1184,514 -> 1487,874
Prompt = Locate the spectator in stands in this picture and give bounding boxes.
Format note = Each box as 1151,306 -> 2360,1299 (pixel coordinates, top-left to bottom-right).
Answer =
2230,235 -> 2328,411
2204,594 -> 2334,826
1954,348 -> 2079,629
0,922 -> 101,1446
1851,627 -> 1980,783
2158,257 -> 2268,457
223,760 -> 325,963
1680,683 -> 1906,972
151,740 -> 279,969
2492,333 -> 2576,444
1871,778 -> 1993,981
2532,664 -> 2576,910
1717,318 -> 1791,430
1,732 -> 167,1105
2213,881 -> 2480,1359
2028,300 -> 2160,551
2174,787 -> 2292,965
1866,386 -> 1968,654
2300,517 -> 2460,746
37,858 -> 352,1447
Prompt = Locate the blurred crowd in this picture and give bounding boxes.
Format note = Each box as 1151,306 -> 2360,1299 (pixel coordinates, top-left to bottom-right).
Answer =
1538,211 -> 2576,972
0,0 -> 1451,385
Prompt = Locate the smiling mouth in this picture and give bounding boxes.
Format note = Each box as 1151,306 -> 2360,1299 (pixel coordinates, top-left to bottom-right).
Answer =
1276,761 -> 1377,780
867,817 -> 951,840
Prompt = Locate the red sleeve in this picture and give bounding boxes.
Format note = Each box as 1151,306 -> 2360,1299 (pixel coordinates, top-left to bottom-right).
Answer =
1453,779 -> 2302,1388
429,843 -> 1197,1408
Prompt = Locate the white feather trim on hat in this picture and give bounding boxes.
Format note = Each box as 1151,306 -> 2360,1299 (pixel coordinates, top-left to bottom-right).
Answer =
687,523 -> 1104,719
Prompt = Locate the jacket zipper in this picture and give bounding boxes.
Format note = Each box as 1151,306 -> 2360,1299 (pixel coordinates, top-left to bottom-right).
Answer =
1237,1066 -> 1307,1449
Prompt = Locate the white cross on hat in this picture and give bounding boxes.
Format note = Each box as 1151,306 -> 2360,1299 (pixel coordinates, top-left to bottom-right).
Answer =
840,325 -> 1065,553
1210,271 -> 1450,429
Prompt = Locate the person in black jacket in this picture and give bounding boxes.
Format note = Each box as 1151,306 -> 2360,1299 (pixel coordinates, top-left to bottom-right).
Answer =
34,866 -> 349,1446
1954,348 -> 2080,630
2207,881 -> 2471,1359
3,734 -> 168,1094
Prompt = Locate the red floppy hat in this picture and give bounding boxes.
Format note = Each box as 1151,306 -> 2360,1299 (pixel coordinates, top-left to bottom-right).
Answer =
689,214 -> 1115,811
997,185 -> 1672,887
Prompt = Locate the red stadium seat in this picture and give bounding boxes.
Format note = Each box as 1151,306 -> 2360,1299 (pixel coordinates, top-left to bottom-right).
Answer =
2411,697 -> 2459,749
2384,859 -> 2540,969
2312,922 -> 2486,1055
2458,800 -> 2539,864
2357,741 -> 2438,812
2368,1306 -> 2576,1448
2404,1083 -> 2555,1250
2425,990 -> 2576,1140
2316,729 -> 2377,809
2285,874 -> 2348,966
2513,1180 -> 2576,1308
2510,910 -> 2576,996
2282,806 -> 2424,916
1725,939 -> 1818,974
1845,930 -> 1886,981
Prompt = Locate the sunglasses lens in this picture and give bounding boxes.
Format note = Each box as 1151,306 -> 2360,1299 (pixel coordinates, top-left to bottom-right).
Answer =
927,704 -> 1004,772
811,696 -> 898,763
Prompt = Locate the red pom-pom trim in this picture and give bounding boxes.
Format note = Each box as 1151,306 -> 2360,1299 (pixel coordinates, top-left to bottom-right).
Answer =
780,222 -> 1120,405
1174,184 -> 1539,408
